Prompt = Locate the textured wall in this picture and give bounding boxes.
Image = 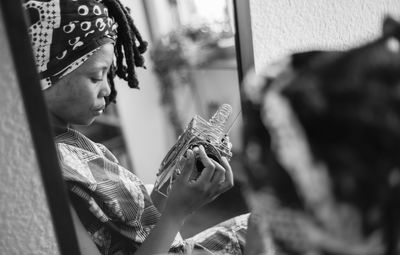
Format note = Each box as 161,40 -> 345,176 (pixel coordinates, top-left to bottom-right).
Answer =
0,10 -> 59,255
250,0 -> 400,71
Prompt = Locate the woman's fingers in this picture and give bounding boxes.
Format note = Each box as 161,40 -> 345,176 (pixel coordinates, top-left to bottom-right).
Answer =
180,146 -> 234,204
195,145 -> 216,183
208,157 -> 234,195
179,149 -> 195,182
219,157 -> 234,191
210,159 -> 226,184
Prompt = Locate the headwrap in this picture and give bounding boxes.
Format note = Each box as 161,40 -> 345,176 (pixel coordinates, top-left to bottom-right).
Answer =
24,0 -> 118,90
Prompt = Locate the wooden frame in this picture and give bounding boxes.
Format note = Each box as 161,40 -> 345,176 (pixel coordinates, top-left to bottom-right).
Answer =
0,0 -> 255,254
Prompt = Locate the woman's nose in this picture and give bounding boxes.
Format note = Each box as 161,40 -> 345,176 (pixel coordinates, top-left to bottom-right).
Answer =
99,79 -> 111,98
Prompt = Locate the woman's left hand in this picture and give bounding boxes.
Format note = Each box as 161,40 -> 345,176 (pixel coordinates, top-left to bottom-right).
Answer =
205,155 -> 234,201
138,146 -> 234,255
165,145 -> 234,217
191,145 -> 235,204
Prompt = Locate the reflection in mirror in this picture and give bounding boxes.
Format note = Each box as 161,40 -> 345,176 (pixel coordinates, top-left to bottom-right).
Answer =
21,0 -> 251,254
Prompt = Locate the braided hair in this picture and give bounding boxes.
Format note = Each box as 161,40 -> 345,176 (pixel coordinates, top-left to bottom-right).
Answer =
102,0 -> 148,104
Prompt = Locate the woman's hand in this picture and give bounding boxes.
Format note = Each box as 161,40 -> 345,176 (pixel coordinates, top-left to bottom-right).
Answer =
134,145 -> 234,255
165,145 -> 234,218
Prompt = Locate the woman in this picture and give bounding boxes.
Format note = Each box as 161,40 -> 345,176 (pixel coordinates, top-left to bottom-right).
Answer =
24,0 -> 247,254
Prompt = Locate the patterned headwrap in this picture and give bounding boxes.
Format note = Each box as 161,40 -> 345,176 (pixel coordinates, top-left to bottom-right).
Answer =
24,0 -> 118,90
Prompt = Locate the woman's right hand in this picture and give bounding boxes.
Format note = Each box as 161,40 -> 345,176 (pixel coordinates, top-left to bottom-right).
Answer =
164,145 -> 234,219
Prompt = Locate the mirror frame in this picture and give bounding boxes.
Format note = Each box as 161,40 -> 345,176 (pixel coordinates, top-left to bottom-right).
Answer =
0,0 -> 255,254
233,0 -> 255,83
0,0 -> 81,254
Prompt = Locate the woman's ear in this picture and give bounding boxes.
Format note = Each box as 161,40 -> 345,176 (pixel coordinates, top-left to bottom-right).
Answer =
383,16 -> 400,37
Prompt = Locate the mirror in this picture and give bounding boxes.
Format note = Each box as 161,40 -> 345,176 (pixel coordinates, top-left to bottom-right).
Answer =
2,0 -> 253,253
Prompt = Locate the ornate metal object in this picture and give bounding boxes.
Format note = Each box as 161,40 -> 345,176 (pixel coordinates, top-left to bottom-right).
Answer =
155,104 -> 233,196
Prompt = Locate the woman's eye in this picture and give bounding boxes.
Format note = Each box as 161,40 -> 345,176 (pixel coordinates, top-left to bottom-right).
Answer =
91,77 -> 102,83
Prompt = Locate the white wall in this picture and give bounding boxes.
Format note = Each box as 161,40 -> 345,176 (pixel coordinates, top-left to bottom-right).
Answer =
250,0 -> 400,72
116,0 -> 171,184
0,10 -> 59,255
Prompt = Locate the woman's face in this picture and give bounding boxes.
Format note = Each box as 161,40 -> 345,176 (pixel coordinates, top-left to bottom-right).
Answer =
44,43 -> 114,127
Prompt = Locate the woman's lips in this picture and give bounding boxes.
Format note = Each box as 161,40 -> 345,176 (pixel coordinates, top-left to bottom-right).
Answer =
92,105 -> 105,115
93,109 -> 103,116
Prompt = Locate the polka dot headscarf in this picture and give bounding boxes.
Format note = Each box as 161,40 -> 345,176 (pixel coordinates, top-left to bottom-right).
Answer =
24,0 -> 118,90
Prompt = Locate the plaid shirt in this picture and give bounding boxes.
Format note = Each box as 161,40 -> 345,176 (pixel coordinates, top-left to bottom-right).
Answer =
55,128 -> 247,255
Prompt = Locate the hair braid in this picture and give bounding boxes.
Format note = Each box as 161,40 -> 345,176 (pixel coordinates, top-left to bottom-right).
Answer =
115,39 -> 127,79
104,0 -> 137,87
123,6 -> 149,54
102,0 -> 148,99
117,4 -> 147,67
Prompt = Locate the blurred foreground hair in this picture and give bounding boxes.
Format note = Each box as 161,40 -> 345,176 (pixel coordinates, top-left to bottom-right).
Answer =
243,16 -> 400,255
